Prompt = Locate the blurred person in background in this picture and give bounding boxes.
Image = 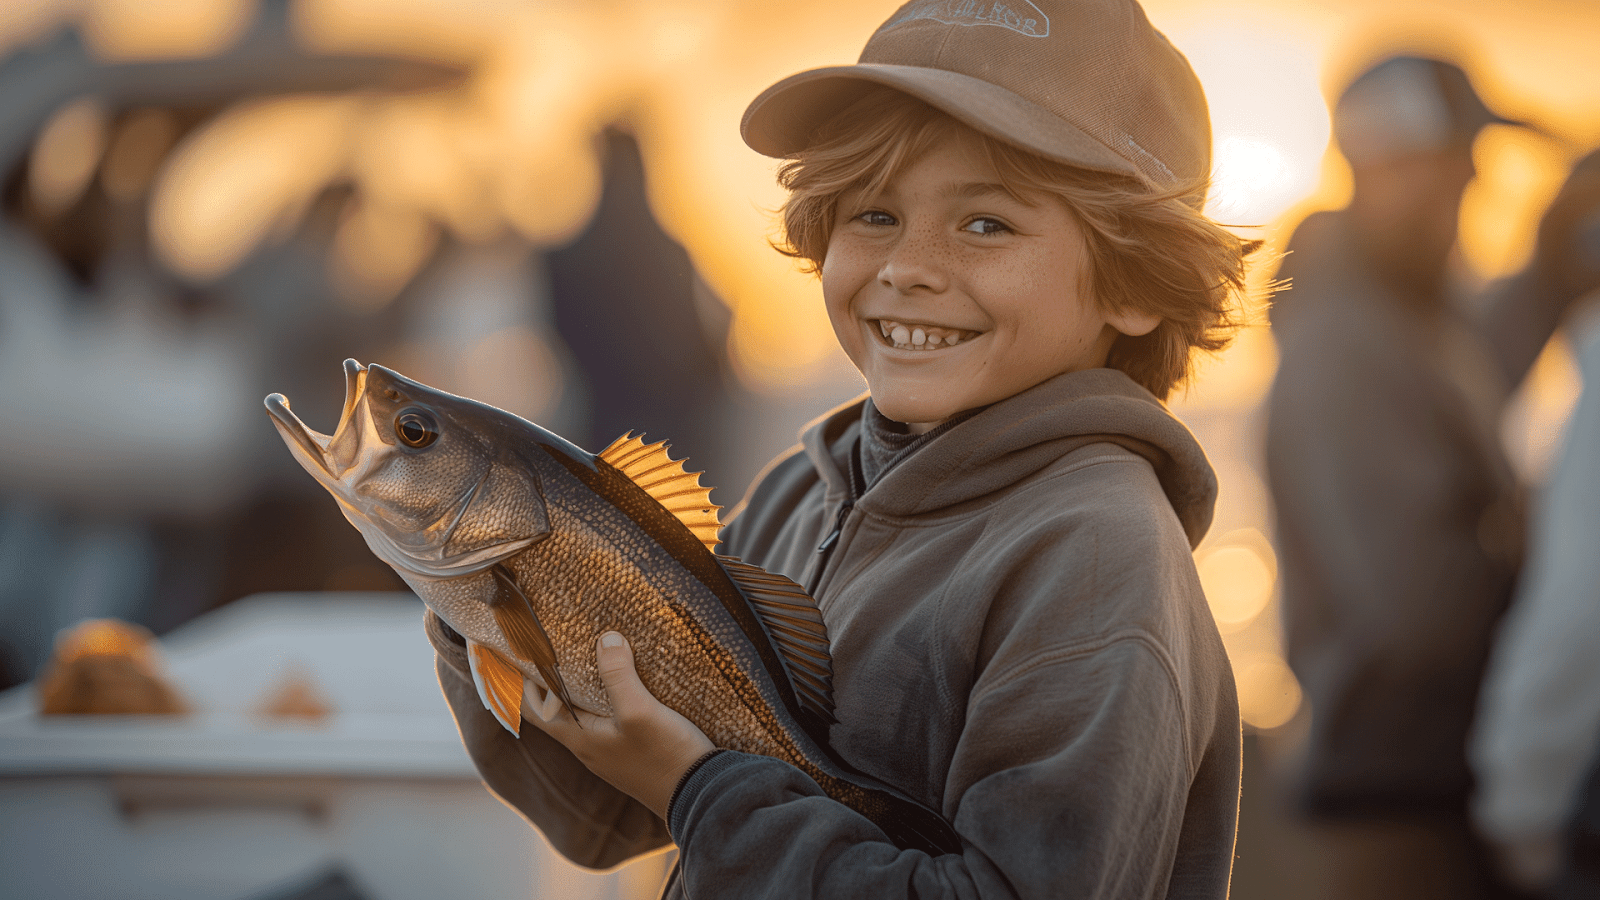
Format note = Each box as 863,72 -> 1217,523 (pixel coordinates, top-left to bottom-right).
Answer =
544,125 -> 736,489
1471,148 -> 1600,897
1264,53 -> 1549,899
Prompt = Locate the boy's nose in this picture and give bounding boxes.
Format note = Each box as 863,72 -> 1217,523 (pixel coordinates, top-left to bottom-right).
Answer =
877,232 -> 949,294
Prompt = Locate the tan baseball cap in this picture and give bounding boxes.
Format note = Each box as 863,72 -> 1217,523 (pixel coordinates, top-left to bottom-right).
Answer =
741,0 -> 1211,190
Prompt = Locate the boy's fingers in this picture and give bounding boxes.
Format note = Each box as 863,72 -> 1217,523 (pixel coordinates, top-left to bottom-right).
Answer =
520,680 -> 547,722
518,680 -> 562,726
539,684 -> 565,723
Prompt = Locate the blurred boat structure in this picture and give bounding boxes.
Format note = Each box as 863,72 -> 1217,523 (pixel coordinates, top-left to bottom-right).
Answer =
0,0 -> 460,177
0,0 -> 466,689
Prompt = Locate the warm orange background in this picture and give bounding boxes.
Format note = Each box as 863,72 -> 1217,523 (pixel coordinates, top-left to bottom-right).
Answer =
4,0 -> 1597,731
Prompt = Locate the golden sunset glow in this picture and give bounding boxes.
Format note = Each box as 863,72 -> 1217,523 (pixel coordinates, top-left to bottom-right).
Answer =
7,0 -> 1599,749
65,0 -> 1589,395
81,0 -> 254,60
150,95 -> 354,281
1170,19 -> 1330,229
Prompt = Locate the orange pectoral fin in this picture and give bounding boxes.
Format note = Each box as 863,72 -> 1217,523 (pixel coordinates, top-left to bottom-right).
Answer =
468,641 -> 525,736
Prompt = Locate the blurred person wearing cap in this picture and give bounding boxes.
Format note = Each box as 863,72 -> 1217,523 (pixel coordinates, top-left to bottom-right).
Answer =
1264,54 -> 1546,900
422,1 -> 1257,897
1471,148 -> 1600,897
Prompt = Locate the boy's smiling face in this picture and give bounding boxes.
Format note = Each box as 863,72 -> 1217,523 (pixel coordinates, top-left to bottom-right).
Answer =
821,127 -> 1156,433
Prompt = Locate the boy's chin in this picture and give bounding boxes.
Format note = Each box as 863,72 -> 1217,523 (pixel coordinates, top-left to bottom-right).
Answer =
867,395 -> 958,433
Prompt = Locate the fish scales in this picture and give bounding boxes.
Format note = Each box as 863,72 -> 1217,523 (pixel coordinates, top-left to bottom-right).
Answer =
265,359 -> 961,856
507,480 -> 798,762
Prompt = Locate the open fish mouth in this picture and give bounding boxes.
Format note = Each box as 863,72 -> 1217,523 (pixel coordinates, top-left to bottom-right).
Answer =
264,358 -> 367,480
266,359 -> 541,576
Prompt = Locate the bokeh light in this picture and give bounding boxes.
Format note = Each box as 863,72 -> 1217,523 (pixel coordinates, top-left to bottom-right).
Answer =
330,195 -> 441,309
81,0 -> 254,61
150,95 -> 354,281
1198,530 -> 1278,630
454,325 -> 566,424
1171,19 -> 1330,228
1234,650 -> 1304,732
29,97 -> 107,214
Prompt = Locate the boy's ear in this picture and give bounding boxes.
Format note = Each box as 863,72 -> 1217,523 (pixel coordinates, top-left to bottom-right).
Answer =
1106,307 -> 1162,337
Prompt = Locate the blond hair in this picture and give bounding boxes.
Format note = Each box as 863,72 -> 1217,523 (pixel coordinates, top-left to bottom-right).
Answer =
775,89 -> 1256,401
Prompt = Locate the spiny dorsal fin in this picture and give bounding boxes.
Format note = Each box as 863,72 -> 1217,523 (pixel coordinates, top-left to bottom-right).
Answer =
599,433 -> 722,551
718,555 -> 836,725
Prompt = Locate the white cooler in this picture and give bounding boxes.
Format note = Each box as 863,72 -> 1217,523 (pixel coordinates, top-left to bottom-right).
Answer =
0,592 -> 672,900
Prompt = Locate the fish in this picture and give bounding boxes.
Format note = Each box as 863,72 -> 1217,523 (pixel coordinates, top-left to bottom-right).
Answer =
264,359 -> 959,855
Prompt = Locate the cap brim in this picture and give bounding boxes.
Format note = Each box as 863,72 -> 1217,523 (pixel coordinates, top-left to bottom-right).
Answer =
741,63 -> 1141,179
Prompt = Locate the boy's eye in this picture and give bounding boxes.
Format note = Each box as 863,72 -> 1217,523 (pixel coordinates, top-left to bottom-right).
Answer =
856,210 -> 897,227
962,217 -> 1011,235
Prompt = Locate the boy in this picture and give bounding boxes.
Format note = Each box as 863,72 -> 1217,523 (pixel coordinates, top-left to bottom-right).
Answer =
425,1 -> 1252,896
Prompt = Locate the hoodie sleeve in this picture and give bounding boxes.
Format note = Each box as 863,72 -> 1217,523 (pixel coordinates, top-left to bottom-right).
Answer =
425,612 -> 673,869
667,646 -> 1233,899
667,476 -> 1239,900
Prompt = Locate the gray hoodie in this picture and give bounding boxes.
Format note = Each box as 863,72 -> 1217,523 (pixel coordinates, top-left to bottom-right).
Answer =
427,367 -> 1240,899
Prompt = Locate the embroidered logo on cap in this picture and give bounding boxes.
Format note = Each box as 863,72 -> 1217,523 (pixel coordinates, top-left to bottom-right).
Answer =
890,0 -> 1050,38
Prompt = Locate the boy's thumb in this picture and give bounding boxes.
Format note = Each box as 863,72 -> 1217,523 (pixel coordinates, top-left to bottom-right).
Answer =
595,632 -> 645,708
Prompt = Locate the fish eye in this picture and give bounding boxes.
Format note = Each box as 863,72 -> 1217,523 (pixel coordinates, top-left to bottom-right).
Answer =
394,409 -> 439,448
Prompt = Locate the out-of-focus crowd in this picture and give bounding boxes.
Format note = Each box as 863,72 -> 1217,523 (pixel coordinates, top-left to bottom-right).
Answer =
1263,54 -> 1600,900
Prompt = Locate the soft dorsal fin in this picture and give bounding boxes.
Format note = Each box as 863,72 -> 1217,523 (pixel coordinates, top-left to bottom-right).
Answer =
718,555 -> 836,726
599,433 -> 722,551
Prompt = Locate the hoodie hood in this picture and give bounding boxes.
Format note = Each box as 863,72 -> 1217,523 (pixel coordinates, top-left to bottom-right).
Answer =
803,368 -> 1217,548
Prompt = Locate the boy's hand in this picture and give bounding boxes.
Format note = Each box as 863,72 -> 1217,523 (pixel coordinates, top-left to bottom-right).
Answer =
522,631 -> 715,821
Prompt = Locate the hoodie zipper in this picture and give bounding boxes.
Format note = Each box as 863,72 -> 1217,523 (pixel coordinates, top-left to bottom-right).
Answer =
807,433 -> 866,598
807,500 -> 853,597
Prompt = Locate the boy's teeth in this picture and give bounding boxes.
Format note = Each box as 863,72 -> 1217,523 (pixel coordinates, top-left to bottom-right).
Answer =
877,319 -> 974,351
